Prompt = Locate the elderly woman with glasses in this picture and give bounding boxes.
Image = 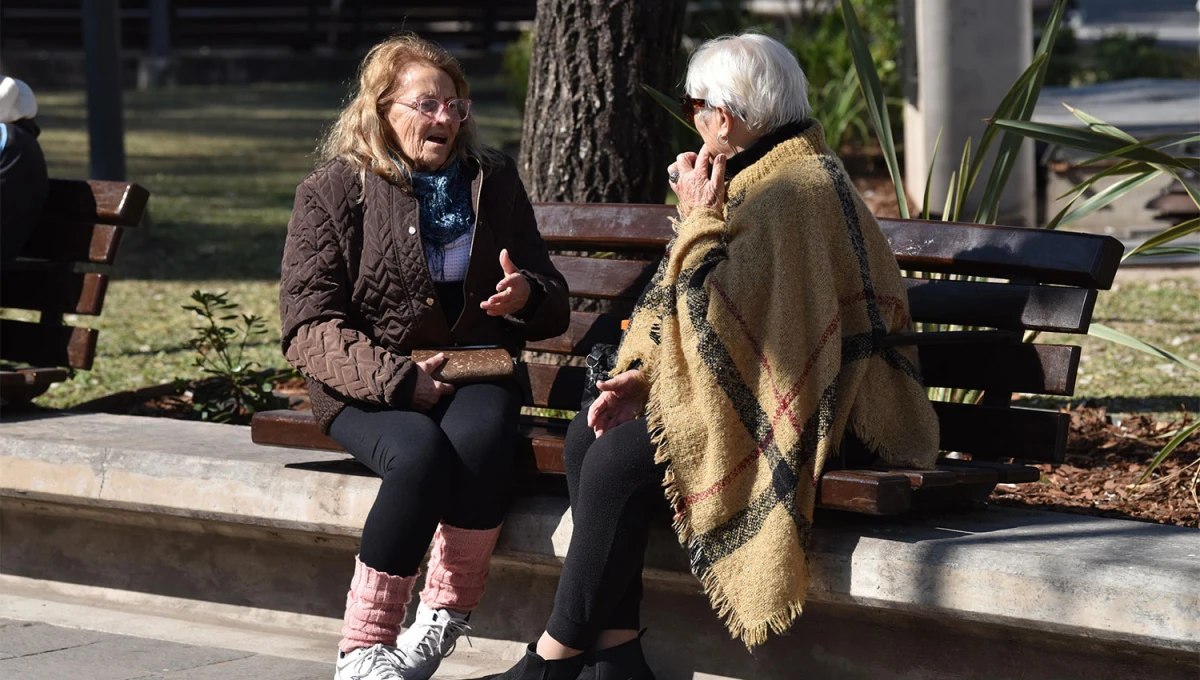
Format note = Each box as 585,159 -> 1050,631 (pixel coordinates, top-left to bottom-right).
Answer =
478,33 -> 938,680
279,34 -> 569,680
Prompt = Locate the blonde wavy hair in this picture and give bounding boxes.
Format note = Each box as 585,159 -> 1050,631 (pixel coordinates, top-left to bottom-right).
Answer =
319,33 -> 502,188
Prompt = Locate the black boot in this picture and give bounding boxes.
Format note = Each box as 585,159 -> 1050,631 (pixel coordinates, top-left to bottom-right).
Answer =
591,631 -> 655,680
473,642 -> 588,680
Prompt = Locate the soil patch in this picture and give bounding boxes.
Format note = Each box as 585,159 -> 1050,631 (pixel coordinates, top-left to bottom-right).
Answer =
72,371 -> 309,423
991,405 -> 1198,527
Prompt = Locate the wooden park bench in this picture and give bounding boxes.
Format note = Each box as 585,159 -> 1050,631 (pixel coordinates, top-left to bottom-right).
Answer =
251,203 -> 1124,515
0,179 -> 149,404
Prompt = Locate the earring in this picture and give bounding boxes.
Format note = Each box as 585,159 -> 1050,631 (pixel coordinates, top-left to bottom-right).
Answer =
718,133 -> 729,146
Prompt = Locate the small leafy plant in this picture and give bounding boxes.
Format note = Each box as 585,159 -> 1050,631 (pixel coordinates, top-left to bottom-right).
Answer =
179,290 -> 281,424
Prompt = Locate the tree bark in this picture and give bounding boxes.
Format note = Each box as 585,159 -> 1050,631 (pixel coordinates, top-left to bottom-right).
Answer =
519,0 -> 688,203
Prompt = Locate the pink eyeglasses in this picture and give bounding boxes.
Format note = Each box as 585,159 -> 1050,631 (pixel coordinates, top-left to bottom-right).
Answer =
397,98 -> 472,122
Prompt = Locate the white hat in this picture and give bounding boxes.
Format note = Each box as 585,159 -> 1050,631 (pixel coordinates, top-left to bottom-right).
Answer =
0,77 -> 38,123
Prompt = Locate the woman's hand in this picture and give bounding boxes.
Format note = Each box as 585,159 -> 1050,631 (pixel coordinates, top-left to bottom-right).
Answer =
412,352 -> 455,410
588,369 -> 649,438
669,145 -> 727,220
480,249 -> 531,316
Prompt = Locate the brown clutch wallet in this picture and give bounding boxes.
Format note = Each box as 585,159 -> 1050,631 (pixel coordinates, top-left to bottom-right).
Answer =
410,346 -> 515,384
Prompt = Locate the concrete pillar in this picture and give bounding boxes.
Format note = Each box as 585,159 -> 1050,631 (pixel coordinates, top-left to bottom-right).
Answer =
903,0 -> 1035,226
82,0 -> 127,181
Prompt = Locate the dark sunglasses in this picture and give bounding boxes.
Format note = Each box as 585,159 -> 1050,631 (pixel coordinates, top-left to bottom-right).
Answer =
679,95 -> 708,125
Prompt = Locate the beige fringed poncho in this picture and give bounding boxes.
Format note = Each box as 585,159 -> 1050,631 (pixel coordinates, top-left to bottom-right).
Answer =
614,121 -> 939,647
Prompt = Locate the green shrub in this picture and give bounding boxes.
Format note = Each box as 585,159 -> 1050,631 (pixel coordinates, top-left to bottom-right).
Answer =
1047,28 -> 1200,86
501,30 -> 534,114
1091,32 -> 1200,81
785,0 -> 901,150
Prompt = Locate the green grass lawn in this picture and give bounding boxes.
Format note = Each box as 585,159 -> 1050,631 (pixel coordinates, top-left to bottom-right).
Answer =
1023,277 -> 1199,417
17,84 -> 1200,417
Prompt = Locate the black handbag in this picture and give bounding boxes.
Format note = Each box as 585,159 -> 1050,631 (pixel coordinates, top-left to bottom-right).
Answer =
580,343 -> 618,413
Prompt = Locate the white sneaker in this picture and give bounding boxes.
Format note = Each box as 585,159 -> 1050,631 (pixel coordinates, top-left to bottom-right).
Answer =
334,643 -> 407,680
392,602 -> 472,680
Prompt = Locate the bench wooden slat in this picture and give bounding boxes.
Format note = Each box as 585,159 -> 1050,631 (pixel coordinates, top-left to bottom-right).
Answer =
41,179 -> 150,228
533,205 -> 1123,289
881,218 -> 1123,289
550,255 -> 657,301
535,203 -> 676,250
520,339 -> 1078,410
918,342 -> 1080,396
0,320 -> 98,371
253,400 -> 1071,471
0,367 -> 72,402
249,408 -> 1048,515
517,362 -> 588,411
520,417 -> 570,474
525,311 -> 625,355
0,271 -> 109,316
904,278 -> 1097,333
817,470 -> 912,515
937,458 -> 1042,484
0,367 -> 70,386
867,467 -> 958,488
250,408 -> 573,475
531,279 -> 1095,344
18,223 -> 125,264
250,409 -> 341,450
933,401 -> 1069,463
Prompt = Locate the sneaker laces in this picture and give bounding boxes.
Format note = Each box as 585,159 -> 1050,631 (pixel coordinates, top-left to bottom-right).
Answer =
397,613 -> 472,667
348,644 -> 406,680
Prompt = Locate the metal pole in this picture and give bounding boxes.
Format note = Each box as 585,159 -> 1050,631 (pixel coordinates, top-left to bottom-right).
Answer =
82,0 -> 127,181
142,0 -> 173,88
149,0 -> 170,57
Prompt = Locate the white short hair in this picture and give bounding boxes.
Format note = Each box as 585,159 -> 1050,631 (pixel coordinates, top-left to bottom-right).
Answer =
685,32 -> 811,133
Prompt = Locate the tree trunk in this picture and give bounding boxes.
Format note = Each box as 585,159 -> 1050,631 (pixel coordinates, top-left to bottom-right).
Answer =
519,0 -> 688,203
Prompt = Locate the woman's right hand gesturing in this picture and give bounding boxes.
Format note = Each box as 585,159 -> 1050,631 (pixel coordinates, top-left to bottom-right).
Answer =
412,352 -> 456,410
588,369 -> 649,438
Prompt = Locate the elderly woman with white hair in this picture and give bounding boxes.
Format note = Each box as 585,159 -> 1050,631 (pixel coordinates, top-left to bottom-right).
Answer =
478,33 -> 938,680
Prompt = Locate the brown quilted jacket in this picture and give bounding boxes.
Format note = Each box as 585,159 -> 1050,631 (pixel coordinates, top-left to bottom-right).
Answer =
280,154 -> 569,432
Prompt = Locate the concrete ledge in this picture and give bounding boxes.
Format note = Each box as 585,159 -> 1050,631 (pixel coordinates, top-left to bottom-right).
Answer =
2,412 -> 1198,664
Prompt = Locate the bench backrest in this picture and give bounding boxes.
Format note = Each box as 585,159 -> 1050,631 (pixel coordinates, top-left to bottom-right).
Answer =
518,203 -> 1124,465
1,179 -> 149,372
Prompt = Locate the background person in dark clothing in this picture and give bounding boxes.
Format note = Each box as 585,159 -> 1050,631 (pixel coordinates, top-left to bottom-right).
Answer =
0,76 -> 48,260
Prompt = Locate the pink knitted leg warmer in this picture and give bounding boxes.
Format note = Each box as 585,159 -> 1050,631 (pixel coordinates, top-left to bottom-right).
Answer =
338,555 -> 418,653
419,523 -> 502,612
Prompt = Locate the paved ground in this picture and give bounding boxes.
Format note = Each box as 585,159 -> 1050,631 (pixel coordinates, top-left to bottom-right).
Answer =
0,584 -> 521,680
0,618 -> 332,680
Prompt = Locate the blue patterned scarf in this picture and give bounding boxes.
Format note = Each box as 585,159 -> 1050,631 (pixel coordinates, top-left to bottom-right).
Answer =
409,158 -> 475,279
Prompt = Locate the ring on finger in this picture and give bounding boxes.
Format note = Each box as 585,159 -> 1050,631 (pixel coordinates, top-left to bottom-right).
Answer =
668,170 -> 680,184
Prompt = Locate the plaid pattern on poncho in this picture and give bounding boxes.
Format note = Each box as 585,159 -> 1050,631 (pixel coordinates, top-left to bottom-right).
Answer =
614,122 -> 939,647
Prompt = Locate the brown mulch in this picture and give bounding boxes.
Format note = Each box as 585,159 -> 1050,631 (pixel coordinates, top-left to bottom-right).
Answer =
853,173 -> 914,219
844,152 -> 916,219
991,405 -> 1199,527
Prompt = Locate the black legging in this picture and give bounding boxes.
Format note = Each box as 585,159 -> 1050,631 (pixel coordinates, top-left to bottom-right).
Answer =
546,411 -> 664,649
544,409 -> 881,649
329,380 -> 522,577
